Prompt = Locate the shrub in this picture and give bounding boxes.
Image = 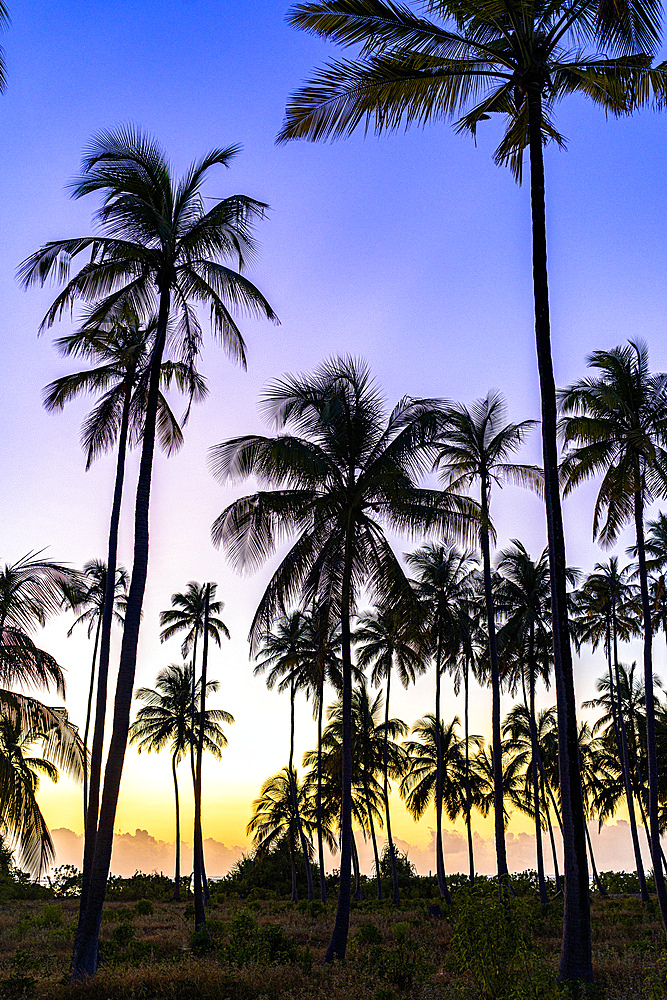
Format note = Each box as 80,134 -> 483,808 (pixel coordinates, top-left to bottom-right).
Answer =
134,898 -> 154,916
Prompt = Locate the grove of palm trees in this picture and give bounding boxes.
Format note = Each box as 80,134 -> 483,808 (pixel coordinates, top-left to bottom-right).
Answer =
2,2 -> 667,998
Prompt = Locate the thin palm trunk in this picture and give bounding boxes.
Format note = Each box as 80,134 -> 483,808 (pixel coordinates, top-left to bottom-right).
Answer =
612,610 -> 649,901
187,628 -> 209,903
383,670 -> 400,904
82,614 -> 102,829
584,822 -> 605,896
529,663 -> 548,905
528,87 -> 592,981
634,491 -> 667,929
543,777 -> 561,893
316,686 -> 327,903
172,753 -> 181,902
363,778 -> 382,900
464,660 -> 475,886
434,631 -> 451,900
324,525 -> 354,962
193,585 -> 210,933
73,362 -> 137,978
288,832 -> 298,903
480,487 -> 508,884
351,830 -> 363,900
289,676 -> 314,901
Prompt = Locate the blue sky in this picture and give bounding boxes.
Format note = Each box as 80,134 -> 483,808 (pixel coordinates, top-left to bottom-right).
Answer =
1,1 -> 666,863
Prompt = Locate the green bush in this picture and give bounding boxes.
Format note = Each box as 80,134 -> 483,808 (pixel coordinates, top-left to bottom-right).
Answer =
134,898 -> 154,916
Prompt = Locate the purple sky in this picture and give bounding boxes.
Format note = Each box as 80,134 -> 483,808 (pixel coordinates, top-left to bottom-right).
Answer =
1,1 -> 666,865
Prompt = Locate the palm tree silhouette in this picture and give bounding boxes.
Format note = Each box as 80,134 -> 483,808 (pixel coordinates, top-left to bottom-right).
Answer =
210,356 -> 473,960
21,126 -> 276,978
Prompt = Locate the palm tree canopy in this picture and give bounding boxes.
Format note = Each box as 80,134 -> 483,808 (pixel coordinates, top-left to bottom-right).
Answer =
354,602 -> 427,689
279,0 -> 666,180
559,340 -> 667,546
64,560 -> 128,638
400,713 -> 483,822
159,581 -> 230,657
0,3 -> 8,93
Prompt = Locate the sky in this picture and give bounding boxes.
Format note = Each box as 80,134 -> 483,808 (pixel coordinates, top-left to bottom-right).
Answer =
1,1 -> 667,878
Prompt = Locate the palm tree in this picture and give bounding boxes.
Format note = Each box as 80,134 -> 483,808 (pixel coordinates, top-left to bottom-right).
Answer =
210,356 -> 473,960
0,3 -> 8,94
20,127 -> 276,979
129,663 -> 232,901
254,608 -> 316,900
278,5 -> 667,979
573,559 -> 648,900
435,393 -> 538,884
354,603 -> 426,903
44,311 -> 205,939
560,341 -> 667,929
64,560 -> 128,828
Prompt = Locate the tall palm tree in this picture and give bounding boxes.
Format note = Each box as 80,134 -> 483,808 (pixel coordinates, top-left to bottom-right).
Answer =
129,663 -> 232,902
279,4 -> 666,980
210,356 -> 473,960
435,393 -> 539,883
572,559 -> 648,900
254,608 -> 316,900
65,560 -> 128,828
354,602 -> 426,903
20,127 -> 276,979
560,341 -> 667,929
45,312 -> 204,933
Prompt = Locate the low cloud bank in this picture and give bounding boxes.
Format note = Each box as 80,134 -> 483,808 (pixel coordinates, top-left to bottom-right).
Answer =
51,819 -> 648,879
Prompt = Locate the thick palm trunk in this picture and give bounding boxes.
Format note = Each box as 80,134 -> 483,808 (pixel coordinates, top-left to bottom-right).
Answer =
383,671 -> 400,905
324,525 -> 354,962
363,778 -> 382,900
529,669 -> 548,905
172,754 -> 181,902
527,87 -> 592,982
316,688 -> 327,903
193,585 -> 210,933
82,614 -> 102,829
351,830 -> 363,900
464,660 -> 475,885
434,634 -> 451,900
612,613 -> 649,901
480,500 -> 508,883
73,364 -> 136,977
289,679 -> 314,901
634,491 -> 667,929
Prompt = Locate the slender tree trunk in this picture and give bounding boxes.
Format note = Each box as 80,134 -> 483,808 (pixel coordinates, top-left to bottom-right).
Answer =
289,678 -> 314,900
82,614 -> 102,830
434,631 -> 451,901
351,830 -> 363,900
634,490 -> 667,930
363,778 -> 382,900
585,823 -> 605,897
529,666 -> 548,905
464,659 -> 475,886
193,585 -> 210,934
172,753 -> 181,902
480,487 -> 509,884
612,610 -> 649,902
527,86 -> 592,982
324,522 -> 354,962
289,833 -> 298,903
543,778 -> 561,893
383,670 -> 400,904
316,686 -> 327,903
72,357 -> 140,979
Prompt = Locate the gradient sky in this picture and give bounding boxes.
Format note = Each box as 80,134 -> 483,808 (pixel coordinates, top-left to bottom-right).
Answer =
1,1 -> 667,875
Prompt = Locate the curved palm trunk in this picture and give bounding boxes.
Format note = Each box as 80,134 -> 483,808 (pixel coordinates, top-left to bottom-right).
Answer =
362,778 -> 382,900
82,614 -> 102,829
72,293 -> 170,981
612,609 -> 649,902
464,659 -> 475,886
172,753 -> 181,902
324,524 -> 354,962
542,778 -> 561,893
528,87 -> 592,982
316,687 -> 327,903
73,367 -> 134,971
288,677 -> 314,901
193,585 -> 210,933
529,666 -> 548,905
584,823 -> 605,896
479,490 -> 508,884
383,670 -> 400,905
434,632 -> 451,900
634,491 -> 667,929
351,830 -> 363,900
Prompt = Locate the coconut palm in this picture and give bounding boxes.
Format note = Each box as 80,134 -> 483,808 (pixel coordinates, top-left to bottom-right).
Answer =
210,356 -> 473,960
559,341 -> 667,929
573,559 -> 648,900
129,663 -> 233,901
279,4 -> 667,978
354,602 -> 426,902
64,560 -> 128,828
254,608 -> 316,900
20,126 -> 276,978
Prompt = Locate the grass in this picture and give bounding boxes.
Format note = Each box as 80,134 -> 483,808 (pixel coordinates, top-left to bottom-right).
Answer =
0,890 -> 664,999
